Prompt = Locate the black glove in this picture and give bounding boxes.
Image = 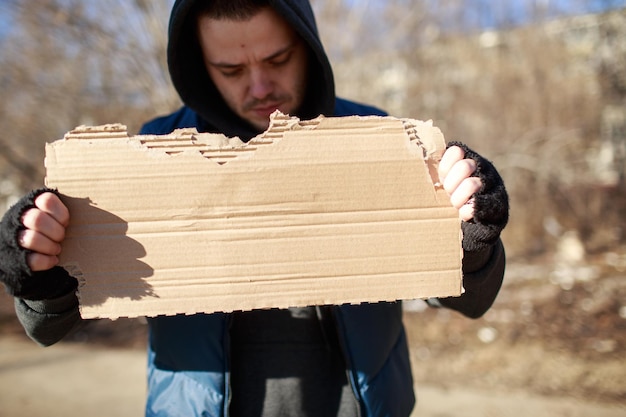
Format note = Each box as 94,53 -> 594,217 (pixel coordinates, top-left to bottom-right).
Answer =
0,188 -> 77,300
448,141 -> 509,252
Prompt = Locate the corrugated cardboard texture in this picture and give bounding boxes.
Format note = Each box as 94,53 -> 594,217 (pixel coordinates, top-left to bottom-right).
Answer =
45,112 -> 462,319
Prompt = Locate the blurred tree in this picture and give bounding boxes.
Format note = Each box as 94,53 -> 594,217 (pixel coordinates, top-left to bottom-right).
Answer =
314,1 -> 625,255
0,0 -> 176,191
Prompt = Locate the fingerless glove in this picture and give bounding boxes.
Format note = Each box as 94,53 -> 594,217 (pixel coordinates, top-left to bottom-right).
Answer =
0,188 -> 77,300
448,141 -> 509,252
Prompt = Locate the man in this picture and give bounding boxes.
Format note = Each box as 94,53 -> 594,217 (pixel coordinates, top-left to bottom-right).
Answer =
0,1 -> 509,416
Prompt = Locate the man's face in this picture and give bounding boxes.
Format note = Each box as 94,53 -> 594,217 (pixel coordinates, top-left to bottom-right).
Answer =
197,7 -> 309,131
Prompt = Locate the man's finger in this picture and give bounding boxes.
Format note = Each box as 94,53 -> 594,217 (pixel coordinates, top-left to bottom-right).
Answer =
18,229 -> 62,255
459,200 -> 475,222
26,252 -> 60,272
438,146 -> 465,181
21,209 -> 66,243
449,177 -> 482,209
34,192 -> 70,228
443,159 -> 477,196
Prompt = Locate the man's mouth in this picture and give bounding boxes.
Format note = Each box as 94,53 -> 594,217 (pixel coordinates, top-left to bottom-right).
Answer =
251,102 -> 282,116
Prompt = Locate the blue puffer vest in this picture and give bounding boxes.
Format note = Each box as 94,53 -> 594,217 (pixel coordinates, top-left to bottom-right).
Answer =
140,99 -> 415,417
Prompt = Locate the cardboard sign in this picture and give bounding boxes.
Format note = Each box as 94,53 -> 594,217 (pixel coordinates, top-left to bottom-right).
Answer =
45,112 -> 462,319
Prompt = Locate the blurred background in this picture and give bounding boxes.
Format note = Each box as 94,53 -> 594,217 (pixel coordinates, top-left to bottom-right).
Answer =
0,0 -> 624,415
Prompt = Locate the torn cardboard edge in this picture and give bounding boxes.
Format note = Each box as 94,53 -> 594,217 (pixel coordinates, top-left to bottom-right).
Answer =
45,111 -> 463,319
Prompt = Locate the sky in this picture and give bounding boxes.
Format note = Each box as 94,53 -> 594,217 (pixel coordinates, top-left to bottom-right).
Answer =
420,0 -> 626,31
0,0 -> 624,41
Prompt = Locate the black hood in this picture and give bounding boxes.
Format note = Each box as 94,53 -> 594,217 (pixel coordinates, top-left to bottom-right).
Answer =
167,0 -> 336,140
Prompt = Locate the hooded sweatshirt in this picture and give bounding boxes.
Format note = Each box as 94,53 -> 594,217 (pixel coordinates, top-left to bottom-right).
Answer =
139,2 -> 421,417
157,0 -> 335,141
143,0 -> 385,142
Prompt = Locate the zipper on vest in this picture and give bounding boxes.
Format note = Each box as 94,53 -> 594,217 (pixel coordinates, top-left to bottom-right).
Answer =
224,314 -> 233,417
329,307 -> 364,417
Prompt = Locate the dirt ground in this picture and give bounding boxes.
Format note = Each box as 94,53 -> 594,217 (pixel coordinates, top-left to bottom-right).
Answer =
1,253 -> 625,416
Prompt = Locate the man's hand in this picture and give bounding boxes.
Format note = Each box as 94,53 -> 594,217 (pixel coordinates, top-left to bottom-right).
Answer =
438,141 -> 509,253
438,145 -> 481,222
1,188 -> 76,299
19,192 -> 69,271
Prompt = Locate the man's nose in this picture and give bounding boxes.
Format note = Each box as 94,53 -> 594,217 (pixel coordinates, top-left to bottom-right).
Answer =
249,69 -> 273,99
